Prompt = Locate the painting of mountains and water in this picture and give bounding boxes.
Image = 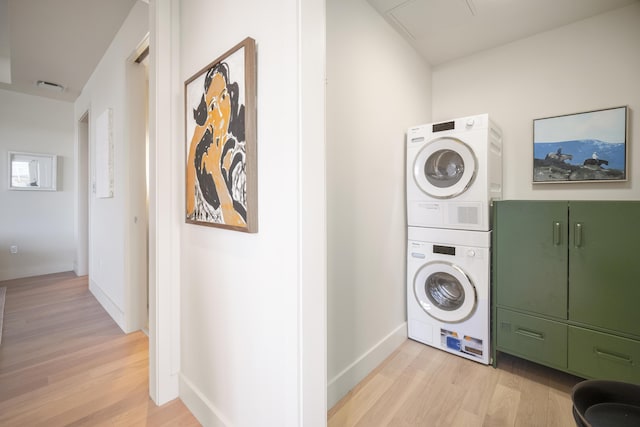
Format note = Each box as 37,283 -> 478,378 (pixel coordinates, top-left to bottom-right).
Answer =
533,106 -> 627,183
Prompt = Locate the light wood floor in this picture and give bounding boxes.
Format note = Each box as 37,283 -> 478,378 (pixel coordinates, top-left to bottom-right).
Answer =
328,339 -> 583,427
0,272 -> 200,427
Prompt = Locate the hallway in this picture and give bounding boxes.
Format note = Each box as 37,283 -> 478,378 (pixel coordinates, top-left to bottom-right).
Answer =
0,272 -> 198,426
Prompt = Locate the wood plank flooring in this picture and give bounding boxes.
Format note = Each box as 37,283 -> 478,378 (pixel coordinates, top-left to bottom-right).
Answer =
1,272 -> 584,426
328,339 -> 583,426
0,272 -> 200,427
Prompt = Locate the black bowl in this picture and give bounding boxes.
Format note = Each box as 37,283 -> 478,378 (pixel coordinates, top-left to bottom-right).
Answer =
572,380 -> 640,427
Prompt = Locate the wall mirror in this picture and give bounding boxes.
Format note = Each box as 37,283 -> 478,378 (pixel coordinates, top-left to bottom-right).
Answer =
8,151 -> 57,191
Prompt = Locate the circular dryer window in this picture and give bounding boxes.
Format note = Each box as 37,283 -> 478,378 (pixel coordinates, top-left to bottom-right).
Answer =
413,137 -> 477,199
414,261 -> 477,323
424,150 -> 465,188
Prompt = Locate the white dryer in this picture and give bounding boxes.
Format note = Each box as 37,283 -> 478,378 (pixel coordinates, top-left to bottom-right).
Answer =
406,114 -> 502,231
407,226 -> 490,364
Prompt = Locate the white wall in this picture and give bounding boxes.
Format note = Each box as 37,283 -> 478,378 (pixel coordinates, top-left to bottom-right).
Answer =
0,89 -> 75,280
177,0 -> 326,426
326,0 -> 432,408
74,1 -> 149,332
432,3 -> 640,200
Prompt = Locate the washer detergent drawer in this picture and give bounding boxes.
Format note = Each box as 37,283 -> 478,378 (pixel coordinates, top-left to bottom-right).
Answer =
568,326 -> 640,383
497,308 -> 567,370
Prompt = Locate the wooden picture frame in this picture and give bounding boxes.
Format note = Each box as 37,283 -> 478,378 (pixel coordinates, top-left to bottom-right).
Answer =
184,37 -> 257,232
533,106 -> 627,183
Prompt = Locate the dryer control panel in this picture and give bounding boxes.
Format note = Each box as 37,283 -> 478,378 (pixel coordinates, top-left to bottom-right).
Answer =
432,121 -> 455,132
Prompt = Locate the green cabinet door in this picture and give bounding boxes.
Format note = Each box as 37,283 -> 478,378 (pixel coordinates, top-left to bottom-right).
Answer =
568,202 -> 640,338
495,201 -> 568,319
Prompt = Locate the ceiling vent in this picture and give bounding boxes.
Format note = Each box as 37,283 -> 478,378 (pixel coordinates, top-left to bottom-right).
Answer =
36,80 -> 65,92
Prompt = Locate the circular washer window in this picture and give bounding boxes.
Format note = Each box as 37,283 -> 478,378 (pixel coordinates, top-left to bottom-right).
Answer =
413,261 -> 477,323
413,137 -> 477,199
425,271 -> 465,310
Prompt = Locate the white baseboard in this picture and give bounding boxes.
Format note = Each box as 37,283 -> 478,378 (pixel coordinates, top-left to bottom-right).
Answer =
327,322 -> 407,409
89,279 -> 126,332
179,373 -> 233,427
73,262 -> 88,277
0,263 -> 75,282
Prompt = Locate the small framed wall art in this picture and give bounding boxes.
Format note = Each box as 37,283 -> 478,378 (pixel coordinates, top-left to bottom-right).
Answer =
8,151 -> 57,191
184,37 -> 257,232
95,108 -> 114,198
533,106 -> 627,183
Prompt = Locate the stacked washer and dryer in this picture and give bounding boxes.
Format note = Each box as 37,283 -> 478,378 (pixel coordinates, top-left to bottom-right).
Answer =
406,114 -> 502,365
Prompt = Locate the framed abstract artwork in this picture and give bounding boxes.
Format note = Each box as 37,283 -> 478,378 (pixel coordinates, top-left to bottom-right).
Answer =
184,37 -> 257,232
533,106 -> 627,183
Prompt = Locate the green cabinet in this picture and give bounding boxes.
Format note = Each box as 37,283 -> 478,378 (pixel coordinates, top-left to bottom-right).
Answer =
494,201 -> 567,319
569,326 -> 640,383
568,202 -> 640,337
493,200 -> 640,380
497,308 -> 567,370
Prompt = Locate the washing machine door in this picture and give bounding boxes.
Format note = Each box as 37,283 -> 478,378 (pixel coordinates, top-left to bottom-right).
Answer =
413,137 -> 477,199
413,261 -> 477,323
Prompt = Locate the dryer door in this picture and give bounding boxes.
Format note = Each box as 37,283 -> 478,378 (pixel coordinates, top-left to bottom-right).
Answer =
412,137 -> 477,199
413,261 -> 477,323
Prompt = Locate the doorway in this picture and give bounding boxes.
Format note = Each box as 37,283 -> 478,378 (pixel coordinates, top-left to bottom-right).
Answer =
76,112 -> 89,277
126,35 -> 150,332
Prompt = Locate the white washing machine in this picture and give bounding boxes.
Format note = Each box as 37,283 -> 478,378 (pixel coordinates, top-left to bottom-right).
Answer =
407,226 -> 491,365
406,114 -> 502,231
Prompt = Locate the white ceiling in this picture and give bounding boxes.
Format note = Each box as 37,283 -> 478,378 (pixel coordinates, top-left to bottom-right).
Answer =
0,0 -> 138,102
367,0 -> 640,65
1,0 -> 638,103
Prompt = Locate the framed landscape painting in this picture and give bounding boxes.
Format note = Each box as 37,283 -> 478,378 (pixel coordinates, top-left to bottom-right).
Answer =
184,37 -> 257,232
533,106 -> 627,183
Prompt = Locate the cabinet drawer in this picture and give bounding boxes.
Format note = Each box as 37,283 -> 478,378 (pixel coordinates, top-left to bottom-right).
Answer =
497,308 -> 567,370
568,326 -> 640,383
